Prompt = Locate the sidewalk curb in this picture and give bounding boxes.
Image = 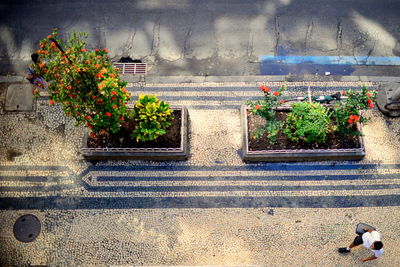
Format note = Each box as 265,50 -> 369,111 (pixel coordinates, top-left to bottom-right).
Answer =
2,75 -> 400,84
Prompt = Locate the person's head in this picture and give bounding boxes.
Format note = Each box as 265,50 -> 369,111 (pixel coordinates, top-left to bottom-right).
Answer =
372,241 -> 383,250
31,53 -> 39,63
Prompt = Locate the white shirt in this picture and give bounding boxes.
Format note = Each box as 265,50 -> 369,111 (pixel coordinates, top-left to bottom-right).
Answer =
362,231 -> 384,258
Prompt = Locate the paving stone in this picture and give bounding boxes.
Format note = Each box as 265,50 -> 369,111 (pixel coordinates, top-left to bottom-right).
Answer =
5,84 -> 34,111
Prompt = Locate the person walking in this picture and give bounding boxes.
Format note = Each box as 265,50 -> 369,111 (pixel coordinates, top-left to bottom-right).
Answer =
26,53 -> 48,89
338,226 -> 384,262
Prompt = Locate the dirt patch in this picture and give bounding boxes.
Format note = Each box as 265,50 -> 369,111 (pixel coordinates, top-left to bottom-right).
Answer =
87,110 -> 182,149
248,112 -> 361,151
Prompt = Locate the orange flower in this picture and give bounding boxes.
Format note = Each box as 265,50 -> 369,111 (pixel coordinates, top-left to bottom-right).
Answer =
97,56 -> 101,59
49,99 -> 54,105
39,62 -> 45,68
86,115 -> 92,120
366,92 -> 371,98
76,68 -> 81,72
255,105 -> 261,110
122,88 -> 127,93
112,105 -> 117,109
85,60 -> 90,64
110,91 -> 117,95
81,48 -> 86,52
95,64 -> 101,68
273,91 -> 280,96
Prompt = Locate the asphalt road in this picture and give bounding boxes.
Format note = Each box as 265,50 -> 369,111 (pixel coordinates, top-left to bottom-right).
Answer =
1,0 -> 400,75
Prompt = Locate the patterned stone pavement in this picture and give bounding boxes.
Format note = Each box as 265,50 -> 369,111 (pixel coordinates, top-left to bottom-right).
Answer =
1,79 -> 400,266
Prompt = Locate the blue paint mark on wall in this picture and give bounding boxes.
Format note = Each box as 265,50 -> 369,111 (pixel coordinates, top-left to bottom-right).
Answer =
259,56 -> 400,65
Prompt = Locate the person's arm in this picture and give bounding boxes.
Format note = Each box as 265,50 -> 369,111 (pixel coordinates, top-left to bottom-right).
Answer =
360,255 -> 377,262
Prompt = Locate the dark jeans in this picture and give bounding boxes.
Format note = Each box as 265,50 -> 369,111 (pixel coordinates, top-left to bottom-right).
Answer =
353,233 -> 364,246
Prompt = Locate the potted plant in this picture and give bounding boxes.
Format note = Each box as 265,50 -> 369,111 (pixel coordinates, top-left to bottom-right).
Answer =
242,85 -> 376,162
32,30 -> 188,160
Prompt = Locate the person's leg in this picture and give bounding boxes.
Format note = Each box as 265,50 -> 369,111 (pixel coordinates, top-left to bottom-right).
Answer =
339,235 -> 363,253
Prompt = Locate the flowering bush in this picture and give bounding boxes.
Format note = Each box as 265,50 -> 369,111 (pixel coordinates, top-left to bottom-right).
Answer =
332,86 -> 376,135
131,94 -> 173,142
32,30 -> 131,136
247,85 -> 376,145
246,85 -> 286,143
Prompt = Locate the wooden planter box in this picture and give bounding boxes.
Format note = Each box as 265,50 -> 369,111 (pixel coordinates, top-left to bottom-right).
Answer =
80,106 -> 189,160
241,105 -> 365,162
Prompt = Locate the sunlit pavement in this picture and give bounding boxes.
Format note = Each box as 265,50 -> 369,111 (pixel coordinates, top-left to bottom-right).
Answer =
1,76 -> 400,266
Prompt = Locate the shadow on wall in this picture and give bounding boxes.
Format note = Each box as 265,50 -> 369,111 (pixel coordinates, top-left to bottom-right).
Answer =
0,0 -> 400,75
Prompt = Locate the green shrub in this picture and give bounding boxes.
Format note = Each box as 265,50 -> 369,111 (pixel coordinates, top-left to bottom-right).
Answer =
131,94 -> 173,142
283,102 -> 332,144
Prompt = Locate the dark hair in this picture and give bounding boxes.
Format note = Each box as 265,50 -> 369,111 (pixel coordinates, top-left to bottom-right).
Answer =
31,53 -> 39,63
374,241 -> 383,250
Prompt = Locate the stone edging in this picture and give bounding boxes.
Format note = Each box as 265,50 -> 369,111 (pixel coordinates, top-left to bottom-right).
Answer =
80,106 -> 189,160
240,105 -> 365,162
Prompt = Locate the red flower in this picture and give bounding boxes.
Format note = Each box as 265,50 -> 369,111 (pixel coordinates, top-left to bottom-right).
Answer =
90,132 -> 96,137
89,125 -> 93,129
67,85 -> 72,90
369,103 -> 374,108
280,99 -> 285,104
85,60 -> 90,64
49,99 -> 54,105
122,88 -> 127,93
81,48 -> 86,52
33,89 -> 38,95
259,85 -> 271,93
103,48 -> 108,53
111,91 -> 117,95
367,99 -> 372,104
111,97 -> 116,101
342,91 -> 346,95
366,92 -> 371,98
95,49 -> 100,52
273,91 -> 280,96
92,95 -> 97,99
47,35 -> 52,39
101,129 -> 107,134
119,117 -> 124,121
255,105 -> 261,110
97,56 -> 101,59
95,64 -> 101,68
348,115 -> 360,124
105,112 -> 112,117
112,105 -> 118,109
86,115 -> 92,120
39,62 -> 45,68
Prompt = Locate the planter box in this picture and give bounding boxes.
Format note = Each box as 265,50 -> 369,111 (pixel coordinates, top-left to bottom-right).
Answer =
80,106 -> 189,160
241,105 -> 365,162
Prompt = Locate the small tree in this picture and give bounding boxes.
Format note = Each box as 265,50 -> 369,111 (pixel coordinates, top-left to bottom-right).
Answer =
32,30 -> 131,136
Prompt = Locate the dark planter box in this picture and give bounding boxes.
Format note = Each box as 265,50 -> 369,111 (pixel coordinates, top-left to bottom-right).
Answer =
80,106 -> 189,160
241,105 -> 365,162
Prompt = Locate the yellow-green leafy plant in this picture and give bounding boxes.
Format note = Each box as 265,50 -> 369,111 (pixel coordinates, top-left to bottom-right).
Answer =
283,102 -> 332,144
131,94 -> 173,142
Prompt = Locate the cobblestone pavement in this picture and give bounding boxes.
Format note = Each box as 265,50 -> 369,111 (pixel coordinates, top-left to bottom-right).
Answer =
1,79 -> 400,266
